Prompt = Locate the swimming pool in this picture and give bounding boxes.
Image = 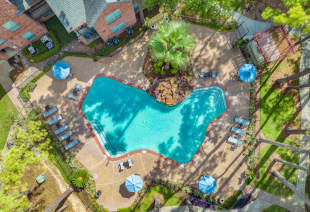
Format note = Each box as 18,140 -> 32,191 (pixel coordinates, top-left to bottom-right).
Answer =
81,76 -> 227,164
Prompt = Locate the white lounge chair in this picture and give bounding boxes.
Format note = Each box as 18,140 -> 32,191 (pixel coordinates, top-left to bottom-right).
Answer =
58,131 -> 72,142
48,114 -> 62,125
234,117 -> 250,126
231,127 -> 246,136
128,159 -> 133,168
228,136 -> 243,146
43,106 -> 57,118
64,139 -> 79,150
119,162 -> 125,171
54,125 -> 68,135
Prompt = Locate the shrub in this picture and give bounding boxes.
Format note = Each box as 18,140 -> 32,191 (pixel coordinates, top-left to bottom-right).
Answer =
220,190 -> 242,209
28,32 -> 61,63
245,172 -> 256,185
71,169 -> 90,188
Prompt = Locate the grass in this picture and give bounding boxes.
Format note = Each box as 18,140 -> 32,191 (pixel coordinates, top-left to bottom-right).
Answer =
23,163 -> 73,211
262,205 -> 289,212
220,190 -> 242,209
26,32 -> 61,63
44,16 -> 77,46
0,84 -> 18,151
88,39 -> 101,48
256,56 -> 301,197
134,186 -> 182,211
119,185 -> 183,211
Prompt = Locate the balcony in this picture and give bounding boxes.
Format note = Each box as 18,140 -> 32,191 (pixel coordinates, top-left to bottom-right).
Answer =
74,27 -> 99,45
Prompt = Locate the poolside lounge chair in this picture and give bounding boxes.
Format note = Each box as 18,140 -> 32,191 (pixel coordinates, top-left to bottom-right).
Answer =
68,84 -> 82,100
54,125 -> 68,135
228,136 -> 243,146
231,127 -> 246,136
128,159 -> 133,168
234,117 -> 250,126
64,139 -> 80,150
58,131 -> 72,142
48,115 -> 62,125
200,70 -> 216,79
119,162 -> 125,171
43,106 -> 57,118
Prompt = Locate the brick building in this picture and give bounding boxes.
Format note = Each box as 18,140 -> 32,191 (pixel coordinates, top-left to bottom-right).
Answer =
0,0 -> 47,60
0,0 -> 143,61
45,0 -> 142,45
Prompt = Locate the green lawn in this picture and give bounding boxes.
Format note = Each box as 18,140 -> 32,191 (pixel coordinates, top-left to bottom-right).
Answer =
262,205 -> 289,212
119,186 -> 183,212
44,16 -> 77,46
256,69 -> 300,197
0,84 -> 18,150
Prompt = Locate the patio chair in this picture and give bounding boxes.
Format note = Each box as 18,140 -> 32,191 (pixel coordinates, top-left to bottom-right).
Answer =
128,159 -> 133,168
231,127 -> 246,136
227,136 -> 243,146
54,125 -> 68,135
43,106 -> 57,118
28,46 -> 36,55
119,162 -> 125,171
64,139 -> 80,150
234,117 -> 250,126
48,115 -> 62,125
58,131 -> 72,142
200,70 -> 216,79
68,84 -> 82,100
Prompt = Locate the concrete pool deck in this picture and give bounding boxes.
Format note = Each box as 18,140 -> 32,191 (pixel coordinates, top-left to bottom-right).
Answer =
30,24 -> 250,210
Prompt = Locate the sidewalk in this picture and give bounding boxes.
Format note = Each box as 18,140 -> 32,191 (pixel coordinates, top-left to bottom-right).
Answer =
293,35 -> 310,209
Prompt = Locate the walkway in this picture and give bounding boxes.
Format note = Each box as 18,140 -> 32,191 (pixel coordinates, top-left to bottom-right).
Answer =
293,35 -> 310,209
232,12 -> 273,39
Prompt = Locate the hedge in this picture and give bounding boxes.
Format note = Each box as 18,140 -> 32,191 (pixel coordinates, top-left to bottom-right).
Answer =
28,31 -> 61,63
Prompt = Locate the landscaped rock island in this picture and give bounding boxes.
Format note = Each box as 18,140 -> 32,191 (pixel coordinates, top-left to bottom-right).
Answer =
149,76 -> 193,106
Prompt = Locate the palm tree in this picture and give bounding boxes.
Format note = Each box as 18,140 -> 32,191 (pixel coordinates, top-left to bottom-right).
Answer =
149,21 -> 196,72
285,128 -> 310,135
273,158 -> 310,173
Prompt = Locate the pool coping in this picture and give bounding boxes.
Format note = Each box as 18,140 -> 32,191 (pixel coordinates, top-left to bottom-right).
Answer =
79,73 -> 230,167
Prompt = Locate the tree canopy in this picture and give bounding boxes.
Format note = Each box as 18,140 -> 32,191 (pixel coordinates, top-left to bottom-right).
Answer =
0,111 -> 51,211
262,0 -> 310,34
149,21 -> 196,69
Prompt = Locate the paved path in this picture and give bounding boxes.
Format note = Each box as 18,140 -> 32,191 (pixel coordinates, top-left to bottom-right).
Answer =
293,35 -> 310,209
232,12 -> 273,39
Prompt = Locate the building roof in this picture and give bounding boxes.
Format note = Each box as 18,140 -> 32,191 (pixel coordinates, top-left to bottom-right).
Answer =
45,0 -> 131,32
8,0 -> 35,13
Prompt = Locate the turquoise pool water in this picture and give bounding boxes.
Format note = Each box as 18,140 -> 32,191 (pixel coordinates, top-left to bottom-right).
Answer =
81,76 -> 227,164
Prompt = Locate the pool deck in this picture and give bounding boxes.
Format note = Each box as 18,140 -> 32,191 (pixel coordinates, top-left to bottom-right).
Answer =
30,24 -> 250,210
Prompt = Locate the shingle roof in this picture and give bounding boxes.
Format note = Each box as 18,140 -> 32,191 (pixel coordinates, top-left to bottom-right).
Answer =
45,0 -> 132,32
45,0 -> 86,31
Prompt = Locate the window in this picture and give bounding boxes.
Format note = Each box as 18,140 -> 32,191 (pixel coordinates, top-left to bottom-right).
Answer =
105,9 -> 121,24
22,32 -> 36,40
112,21 -> 126,34
0,38 -> 5,45
2,20 -> 19,32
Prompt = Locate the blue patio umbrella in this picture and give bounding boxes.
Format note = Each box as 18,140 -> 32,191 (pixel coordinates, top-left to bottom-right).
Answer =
125,174 -> 143,192
199,176 -> 216,194
52,61 -> 71,79
238,64 -> 257,83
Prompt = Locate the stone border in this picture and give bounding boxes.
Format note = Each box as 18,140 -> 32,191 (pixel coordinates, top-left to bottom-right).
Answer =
78,73 -> 230,166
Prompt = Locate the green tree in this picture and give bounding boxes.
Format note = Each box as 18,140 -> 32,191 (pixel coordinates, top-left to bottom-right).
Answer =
0,112 -> 51,211
262,0 -> 310,43
149,21 -> 196,72
71,169 -> 90,188
143,0 -> 179,14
